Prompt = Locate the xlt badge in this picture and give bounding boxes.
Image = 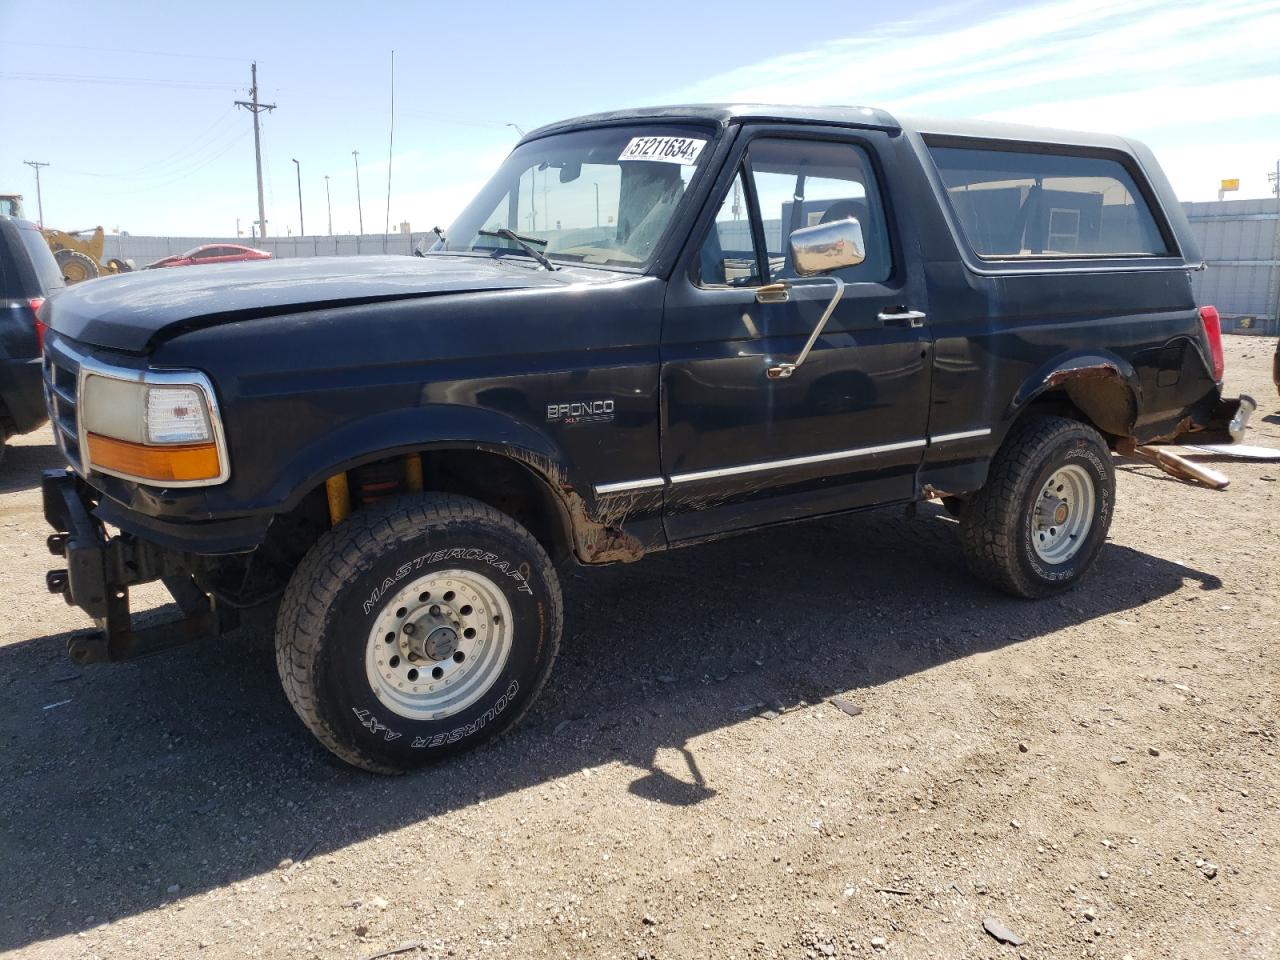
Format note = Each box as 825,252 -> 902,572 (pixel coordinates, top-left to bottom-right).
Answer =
546,400 -> 615,425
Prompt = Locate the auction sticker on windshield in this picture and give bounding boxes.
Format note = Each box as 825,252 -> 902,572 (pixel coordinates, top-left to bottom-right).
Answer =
618,136 -> 707,165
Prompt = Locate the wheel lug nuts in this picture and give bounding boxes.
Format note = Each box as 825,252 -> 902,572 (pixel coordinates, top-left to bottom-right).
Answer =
403,622 -> 416,636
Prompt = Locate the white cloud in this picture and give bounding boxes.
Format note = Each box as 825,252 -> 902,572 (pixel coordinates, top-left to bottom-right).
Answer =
675,0 -> 1280,200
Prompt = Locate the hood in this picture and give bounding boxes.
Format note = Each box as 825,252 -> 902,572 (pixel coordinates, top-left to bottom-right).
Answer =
48,254 -> 586,352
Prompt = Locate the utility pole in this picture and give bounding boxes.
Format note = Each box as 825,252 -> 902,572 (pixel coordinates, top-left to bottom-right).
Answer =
385,49 -> 395,240
234,62 -> 276,238
292,158 -> 304,236
352,150 -> 364,234
1268,160 -> 1280,336
23,161 -> 49,225
324,175 -> 332,235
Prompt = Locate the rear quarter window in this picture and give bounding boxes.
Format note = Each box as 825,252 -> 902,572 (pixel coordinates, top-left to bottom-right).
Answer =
928,145 -> 1172,260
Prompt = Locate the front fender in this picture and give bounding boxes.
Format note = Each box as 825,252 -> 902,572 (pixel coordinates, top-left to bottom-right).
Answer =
267,404 -> 650,565
269,403 -> 571,513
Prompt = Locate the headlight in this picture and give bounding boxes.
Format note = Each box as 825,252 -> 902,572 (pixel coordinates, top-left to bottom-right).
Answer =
80,371 -> 228,485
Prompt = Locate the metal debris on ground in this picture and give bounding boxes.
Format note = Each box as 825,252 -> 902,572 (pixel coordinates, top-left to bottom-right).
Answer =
1182,443 -> 1280,461
982,917 -> 1026,946
361,941 -> 422,960
830,697 -> 864,717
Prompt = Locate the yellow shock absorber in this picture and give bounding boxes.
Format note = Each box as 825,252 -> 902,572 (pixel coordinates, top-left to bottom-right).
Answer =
404,453 -> 424,493
325,472 -> 352,526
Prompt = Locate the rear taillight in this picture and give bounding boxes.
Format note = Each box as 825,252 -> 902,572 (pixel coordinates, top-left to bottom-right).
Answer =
28,297 -> 47,352
1199,305 -> 1224,381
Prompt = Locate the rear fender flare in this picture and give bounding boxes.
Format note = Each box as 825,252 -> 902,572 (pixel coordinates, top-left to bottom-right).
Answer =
1005,352 -> 1141,441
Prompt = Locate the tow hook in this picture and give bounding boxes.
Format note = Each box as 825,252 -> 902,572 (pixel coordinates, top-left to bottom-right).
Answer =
1229,394 -> 1256,443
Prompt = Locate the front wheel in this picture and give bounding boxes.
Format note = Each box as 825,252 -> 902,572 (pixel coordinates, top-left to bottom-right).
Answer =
275,494 -> 562,773
959,416 -> 1115,598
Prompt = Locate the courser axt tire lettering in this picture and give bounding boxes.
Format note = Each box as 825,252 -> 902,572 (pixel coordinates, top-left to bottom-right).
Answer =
959,416 -> 1115,599
275,494 -> 562,773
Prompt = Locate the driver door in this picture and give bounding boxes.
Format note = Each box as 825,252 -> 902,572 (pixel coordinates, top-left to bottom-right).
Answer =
660,127 -> 932,541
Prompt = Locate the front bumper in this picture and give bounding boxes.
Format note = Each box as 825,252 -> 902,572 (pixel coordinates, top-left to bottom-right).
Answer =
42,469 -> 237,663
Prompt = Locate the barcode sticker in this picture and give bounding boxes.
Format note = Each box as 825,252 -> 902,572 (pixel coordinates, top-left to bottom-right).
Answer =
617,136 -> 707,165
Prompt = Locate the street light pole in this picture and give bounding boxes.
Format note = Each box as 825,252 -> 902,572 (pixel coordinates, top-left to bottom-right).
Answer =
324,175 -> 332,235
352,150 -> 364,234
292,158 -> 305,237
23,161 -> 49,226
506,123 -> 526,138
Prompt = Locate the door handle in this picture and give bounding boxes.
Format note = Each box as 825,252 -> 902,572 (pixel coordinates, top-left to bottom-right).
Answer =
877,308 -> 927,328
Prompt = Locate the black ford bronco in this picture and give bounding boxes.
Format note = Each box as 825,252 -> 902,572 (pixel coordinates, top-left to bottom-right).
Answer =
40,105 -> 1253,772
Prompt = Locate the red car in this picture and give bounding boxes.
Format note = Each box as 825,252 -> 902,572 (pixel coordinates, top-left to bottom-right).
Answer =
144,243 -> 272,269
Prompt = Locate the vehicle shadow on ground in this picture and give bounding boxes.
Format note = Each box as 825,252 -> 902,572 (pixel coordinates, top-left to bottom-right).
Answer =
0,505 -> 1221,950
0,442 -> 62,494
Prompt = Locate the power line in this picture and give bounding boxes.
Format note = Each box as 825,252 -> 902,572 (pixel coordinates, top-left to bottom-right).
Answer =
55,108 -> 243,181
398,110 -> 512,131
0,39 -> 249,62
0,71 -> 240,90
88,130 -> 251,198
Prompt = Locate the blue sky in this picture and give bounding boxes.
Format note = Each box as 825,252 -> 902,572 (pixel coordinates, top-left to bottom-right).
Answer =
1,0 -> 1277,237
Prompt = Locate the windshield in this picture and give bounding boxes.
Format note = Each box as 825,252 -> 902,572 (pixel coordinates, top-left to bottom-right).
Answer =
435,124 -> 717,270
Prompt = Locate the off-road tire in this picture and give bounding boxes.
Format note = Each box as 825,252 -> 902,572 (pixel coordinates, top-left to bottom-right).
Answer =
275,493 -> 562,773
54,248 -> 100,283
959,416 -> 1114,598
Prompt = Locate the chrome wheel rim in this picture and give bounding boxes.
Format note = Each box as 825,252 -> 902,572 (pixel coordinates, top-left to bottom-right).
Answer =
1031,464 -> 1095,564
365,569 -> 513,721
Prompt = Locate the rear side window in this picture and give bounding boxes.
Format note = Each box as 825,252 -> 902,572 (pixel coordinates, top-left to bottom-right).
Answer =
929,146 -> 1172,259
17,224 -> 66,293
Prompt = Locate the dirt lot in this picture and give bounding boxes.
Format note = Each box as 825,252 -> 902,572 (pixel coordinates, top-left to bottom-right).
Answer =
1,336 -> 1276,960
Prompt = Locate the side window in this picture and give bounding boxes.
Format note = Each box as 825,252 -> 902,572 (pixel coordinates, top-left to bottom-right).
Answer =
928,145 -> 1172,258
746,138 -> 892,284
696,168 -> 761,286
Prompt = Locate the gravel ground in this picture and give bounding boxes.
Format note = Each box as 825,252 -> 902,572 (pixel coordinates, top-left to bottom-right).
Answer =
1,336 -> 1276,960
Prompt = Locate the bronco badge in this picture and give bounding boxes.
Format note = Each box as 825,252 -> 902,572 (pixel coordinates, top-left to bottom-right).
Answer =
546,399 -> 615,425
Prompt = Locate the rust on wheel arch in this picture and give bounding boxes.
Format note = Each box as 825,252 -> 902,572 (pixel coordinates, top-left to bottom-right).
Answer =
502,446 -> 647,565
1043,362 -> 1137,438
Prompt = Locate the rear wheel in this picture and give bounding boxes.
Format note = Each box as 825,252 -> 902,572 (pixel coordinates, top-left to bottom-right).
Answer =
275,493 -> 562,773
54,248 -> 100,283
959,416 -> 1114,598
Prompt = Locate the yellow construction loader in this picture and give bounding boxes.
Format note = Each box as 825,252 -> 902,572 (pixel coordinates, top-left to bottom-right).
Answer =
42,227 -> 133,283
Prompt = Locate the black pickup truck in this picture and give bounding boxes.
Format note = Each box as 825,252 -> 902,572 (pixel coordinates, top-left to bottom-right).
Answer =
40,105 -> 1252,772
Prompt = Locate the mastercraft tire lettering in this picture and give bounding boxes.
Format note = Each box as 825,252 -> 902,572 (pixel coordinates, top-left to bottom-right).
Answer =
275,494 -> 562,773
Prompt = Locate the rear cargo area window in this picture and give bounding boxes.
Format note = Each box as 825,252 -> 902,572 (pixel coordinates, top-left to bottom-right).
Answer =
929,146 -> 1171,259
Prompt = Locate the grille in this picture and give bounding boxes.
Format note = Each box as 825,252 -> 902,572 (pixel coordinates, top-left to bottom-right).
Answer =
42,340 -> 82,472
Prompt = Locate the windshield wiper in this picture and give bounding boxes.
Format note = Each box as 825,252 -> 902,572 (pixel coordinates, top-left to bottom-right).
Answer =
477,228 -> 558,271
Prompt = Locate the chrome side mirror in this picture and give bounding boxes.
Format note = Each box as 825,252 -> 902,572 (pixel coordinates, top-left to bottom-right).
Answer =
756,218 -> 864,379
790,217 -> 866,276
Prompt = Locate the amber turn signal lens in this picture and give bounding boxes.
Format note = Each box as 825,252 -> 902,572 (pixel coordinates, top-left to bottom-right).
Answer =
86,433 -> 221,482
